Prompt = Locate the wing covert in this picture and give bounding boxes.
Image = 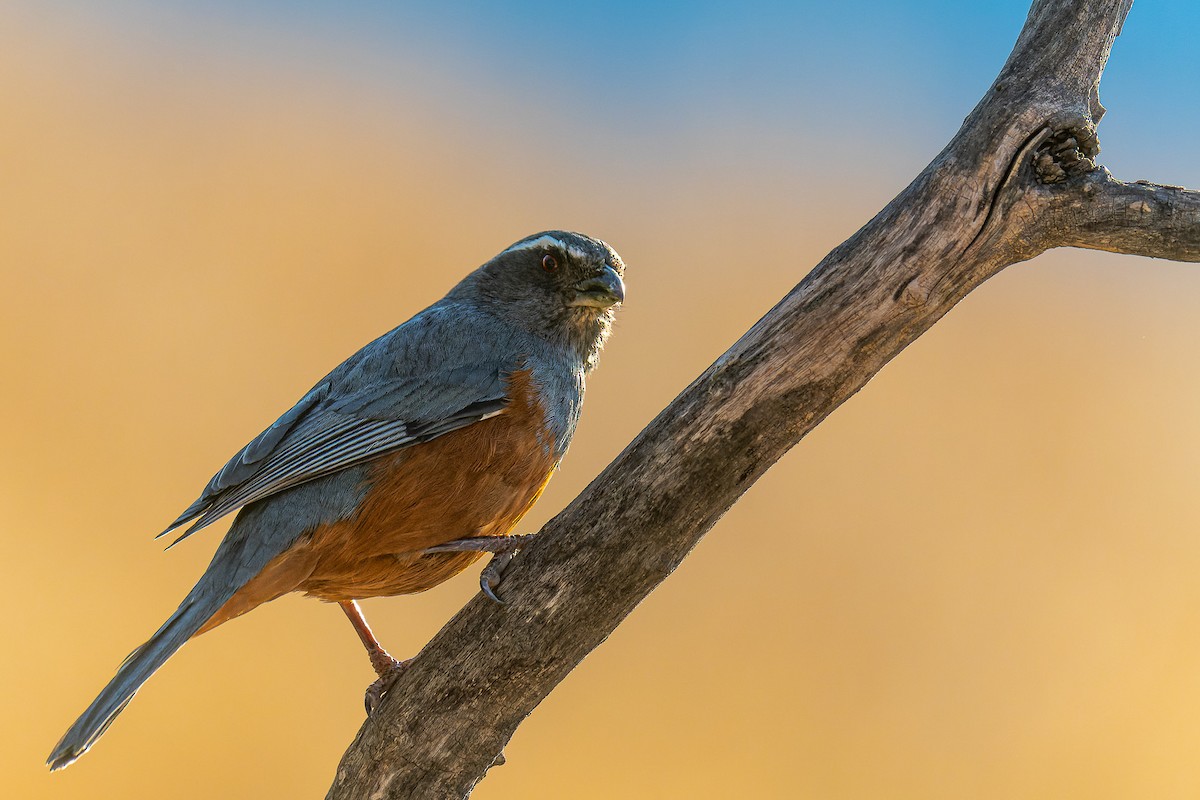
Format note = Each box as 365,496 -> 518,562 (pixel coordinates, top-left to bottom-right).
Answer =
159,319 -> 516,547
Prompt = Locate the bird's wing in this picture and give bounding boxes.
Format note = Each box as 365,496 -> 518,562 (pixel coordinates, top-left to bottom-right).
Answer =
159,313 -> 516,546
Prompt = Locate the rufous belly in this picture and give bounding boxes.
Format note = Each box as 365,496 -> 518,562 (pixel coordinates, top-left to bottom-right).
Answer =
196,368 -> 558,635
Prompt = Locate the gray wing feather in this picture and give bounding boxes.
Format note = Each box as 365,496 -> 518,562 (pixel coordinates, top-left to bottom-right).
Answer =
162,383 -> 332,533
167,419 -> 411,544
159,305 -> 516,547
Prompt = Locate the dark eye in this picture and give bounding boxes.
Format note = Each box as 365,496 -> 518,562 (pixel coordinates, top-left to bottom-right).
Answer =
541,253 -> 559,273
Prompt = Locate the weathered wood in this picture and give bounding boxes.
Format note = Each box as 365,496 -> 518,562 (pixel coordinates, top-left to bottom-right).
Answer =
327,1 -> 1199,796
1039,170 -> 1200,262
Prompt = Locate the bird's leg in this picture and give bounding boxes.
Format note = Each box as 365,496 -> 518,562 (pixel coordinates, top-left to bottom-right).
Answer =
423,533 -> 539,604
338,600 -> 408,715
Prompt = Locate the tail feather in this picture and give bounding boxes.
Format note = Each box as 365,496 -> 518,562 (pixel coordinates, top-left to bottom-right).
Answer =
48,464 -> 333,770
47,597 -> 216,771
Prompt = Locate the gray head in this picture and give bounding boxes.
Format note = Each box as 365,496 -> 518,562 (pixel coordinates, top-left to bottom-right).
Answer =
449,231 -> 626,370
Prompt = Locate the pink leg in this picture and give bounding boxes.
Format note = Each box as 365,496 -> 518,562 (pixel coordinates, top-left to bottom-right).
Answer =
338,600 -> 409,714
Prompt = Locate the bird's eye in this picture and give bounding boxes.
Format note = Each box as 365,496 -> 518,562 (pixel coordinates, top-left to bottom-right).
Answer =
541,253 -> 559,273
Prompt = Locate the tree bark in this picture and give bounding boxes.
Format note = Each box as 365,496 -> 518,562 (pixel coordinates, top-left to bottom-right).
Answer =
328,1 -> 1199,796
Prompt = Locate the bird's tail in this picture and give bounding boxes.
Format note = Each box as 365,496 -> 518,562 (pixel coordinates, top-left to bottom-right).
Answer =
46,589 -> 226,771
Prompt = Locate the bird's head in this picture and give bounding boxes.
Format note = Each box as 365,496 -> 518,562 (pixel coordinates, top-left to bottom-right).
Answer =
454,230 -> 626,370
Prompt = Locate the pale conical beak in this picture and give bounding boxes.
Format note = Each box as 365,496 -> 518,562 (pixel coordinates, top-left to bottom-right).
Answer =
568,265 -> 625,309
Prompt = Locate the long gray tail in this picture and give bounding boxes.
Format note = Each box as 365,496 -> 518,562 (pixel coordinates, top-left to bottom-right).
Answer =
46,591 -> 224,771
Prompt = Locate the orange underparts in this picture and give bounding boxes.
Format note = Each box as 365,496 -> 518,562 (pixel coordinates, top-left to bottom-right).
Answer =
196,368 -> 557,635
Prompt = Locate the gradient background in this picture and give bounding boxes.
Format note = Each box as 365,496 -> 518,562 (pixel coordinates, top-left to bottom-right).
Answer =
7,1 -> 1200,797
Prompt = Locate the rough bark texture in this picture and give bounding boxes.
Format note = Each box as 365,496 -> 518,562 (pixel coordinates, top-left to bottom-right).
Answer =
328,1 -> 1199,797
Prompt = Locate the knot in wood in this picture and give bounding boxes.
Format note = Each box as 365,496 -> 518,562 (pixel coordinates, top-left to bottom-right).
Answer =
897,274 -> 931,308
1036,125 -> 1099,184
1033,125 -> 1099,184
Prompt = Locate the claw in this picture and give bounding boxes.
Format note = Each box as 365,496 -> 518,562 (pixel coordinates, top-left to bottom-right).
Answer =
422,533 -> 538,605
364,681 -> 385,716
479,551 -> 516,604
481,575 -> 503,605
364,658 -> 409,716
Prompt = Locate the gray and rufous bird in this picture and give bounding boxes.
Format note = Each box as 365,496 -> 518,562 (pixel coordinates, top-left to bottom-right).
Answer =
47,230 -> 626,770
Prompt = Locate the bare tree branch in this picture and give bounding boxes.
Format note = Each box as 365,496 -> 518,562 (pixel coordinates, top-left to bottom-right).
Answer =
1038,170 -> 1200,261
326,1 -> 1197,797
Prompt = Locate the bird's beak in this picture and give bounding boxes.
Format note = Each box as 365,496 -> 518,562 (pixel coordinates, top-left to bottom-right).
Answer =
568,265 -> 626,309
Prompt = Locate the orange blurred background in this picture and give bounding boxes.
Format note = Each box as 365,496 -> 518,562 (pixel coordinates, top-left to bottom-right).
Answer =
6,1 -> 1200,798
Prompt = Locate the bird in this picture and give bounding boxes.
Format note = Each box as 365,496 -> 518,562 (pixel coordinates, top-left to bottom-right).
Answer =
47,230 -> 626,771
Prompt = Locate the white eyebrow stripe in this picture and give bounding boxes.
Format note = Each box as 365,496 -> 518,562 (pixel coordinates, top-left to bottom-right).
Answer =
502,234 -> 589,261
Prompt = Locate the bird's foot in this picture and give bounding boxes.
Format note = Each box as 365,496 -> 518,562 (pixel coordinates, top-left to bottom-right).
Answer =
423,533 -> 538,604
364,657 -> 410,716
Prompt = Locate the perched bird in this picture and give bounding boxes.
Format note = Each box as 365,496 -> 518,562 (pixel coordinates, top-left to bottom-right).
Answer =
47,231 -> 626,771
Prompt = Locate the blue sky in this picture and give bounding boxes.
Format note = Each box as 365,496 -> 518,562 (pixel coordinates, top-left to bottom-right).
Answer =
32,0 -> 1200,186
